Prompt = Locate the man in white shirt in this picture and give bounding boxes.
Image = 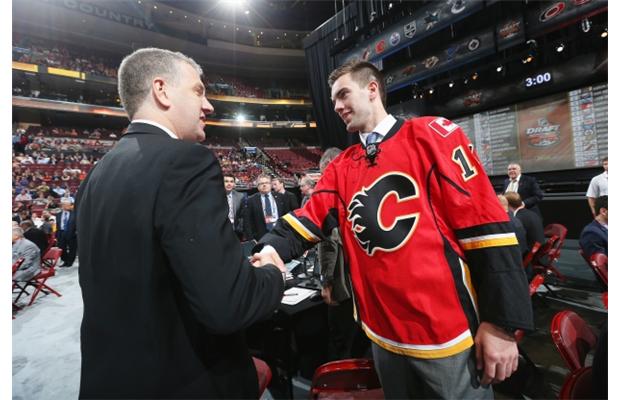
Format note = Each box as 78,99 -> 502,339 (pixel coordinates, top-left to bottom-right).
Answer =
586,157 -> 608,217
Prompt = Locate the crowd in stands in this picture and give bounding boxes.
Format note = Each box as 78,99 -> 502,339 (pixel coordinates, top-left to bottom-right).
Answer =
13,35 -> 310,101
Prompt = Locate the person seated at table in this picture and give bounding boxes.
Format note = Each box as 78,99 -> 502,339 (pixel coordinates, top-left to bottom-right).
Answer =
579,195 -> 608,259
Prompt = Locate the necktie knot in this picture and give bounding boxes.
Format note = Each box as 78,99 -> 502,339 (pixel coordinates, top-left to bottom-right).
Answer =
367,132 -> 381,146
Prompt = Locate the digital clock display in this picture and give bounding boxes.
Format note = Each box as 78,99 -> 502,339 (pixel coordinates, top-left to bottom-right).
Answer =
524,72 -> 553,88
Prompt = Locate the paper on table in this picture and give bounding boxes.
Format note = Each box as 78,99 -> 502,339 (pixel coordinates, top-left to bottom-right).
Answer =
281,287 -> 319,305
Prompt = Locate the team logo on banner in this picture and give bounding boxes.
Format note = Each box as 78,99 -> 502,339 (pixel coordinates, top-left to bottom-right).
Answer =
450,0 -> 467,14
572,0 -> 591,5
445,44 -> 461,59
389,32 -> 401,47
347,173 -> 421,256
526,118 -> 560,147
386,74 -> 394,85
424,10 -> 440,30
424,56 -> 439,69
404,20 -> 417,38
499,20 -> 521,39
402,64 -> 417,76
467,37 -> 480,51
362,47 -> 371,60
463,91 -> 482,107
428,117 -> 459,137
539,2 -> 566,23
375,39 -> 386,54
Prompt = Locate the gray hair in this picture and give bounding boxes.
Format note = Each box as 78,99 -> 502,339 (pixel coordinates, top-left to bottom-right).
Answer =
300,177 -> 316,188
319,147 -> 342,172
118,48 -> 203,120
13,227 -> 24,238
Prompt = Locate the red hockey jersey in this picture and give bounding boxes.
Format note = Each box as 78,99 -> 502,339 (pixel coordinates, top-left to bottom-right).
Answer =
261,116 -> 533,359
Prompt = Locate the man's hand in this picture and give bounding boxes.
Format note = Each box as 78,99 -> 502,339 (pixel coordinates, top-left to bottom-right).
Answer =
321,284 -> 338,305
250,245 -> 285,272
474,322 -> 519,386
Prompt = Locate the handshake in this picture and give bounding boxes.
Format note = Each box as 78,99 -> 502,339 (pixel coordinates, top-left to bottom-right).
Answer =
250,245 -> 286,274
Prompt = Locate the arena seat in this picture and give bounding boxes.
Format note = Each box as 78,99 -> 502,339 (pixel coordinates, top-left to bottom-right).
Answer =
550,310 -> 597,372
13,247 -> 63,307
579,250 -> 607,289
311,359 -> 384,399
558,367 -> 593,399
252,357 -> 272,397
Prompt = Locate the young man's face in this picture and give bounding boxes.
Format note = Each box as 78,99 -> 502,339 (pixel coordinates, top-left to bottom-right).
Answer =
223,176 -> 235,192
272,179 -> 284,192
331,73 -> 373,133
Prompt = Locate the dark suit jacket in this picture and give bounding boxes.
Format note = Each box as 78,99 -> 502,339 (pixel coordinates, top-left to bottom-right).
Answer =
245,192 -> 284,241
23,226 -> 49,255
54,210 -> 76,240
515,208 -> 545,253
579,220 -> 608,259
503,174 -> 544,218
75,123 -> 284,399
277,190 -> 299,215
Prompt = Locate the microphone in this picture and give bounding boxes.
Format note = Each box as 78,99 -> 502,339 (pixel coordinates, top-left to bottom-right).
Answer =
365,142 -> 380,165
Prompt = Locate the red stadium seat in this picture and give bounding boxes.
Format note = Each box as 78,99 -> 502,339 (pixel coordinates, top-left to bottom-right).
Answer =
252,357 -> 272,397
13,247 -> 63,307
550,310 -> 597,371
311,359 -> 384,399
558,367 -> 593,399
522,241 -> 541,269
578,250 -> 607,289
531,224 -> 568,292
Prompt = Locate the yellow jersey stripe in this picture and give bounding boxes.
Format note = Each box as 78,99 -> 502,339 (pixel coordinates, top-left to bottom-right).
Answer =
282,214 -> 320,243
458,233 -> 518,250
361,324 -> 474,359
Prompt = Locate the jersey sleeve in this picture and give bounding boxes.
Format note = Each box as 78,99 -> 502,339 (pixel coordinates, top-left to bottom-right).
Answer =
257,156 -> 342,261
417,116 -> 534,331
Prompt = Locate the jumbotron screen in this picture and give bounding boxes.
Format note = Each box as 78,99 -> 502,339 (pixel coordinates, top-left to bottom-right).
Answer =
452,82 -> 607,176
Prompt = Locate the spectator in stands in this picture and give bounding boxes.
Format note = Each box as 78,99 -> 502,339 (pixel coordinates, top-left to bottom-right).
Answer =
504,192 -> 545,259
299,176 -> 315,206
497,195 -> 528,256
20,219 -> 48,255
579,195 -> 608,259
15,189 -> 32,202
586,157 -> 608,217
245,174 -> 283,241
223,174 -> 246,240
75,48 -> 284,399
54,198 -> 76,267
318,147 -> 370,360
32,191 -> 50,207
502,163 -> 544,219
271,176 -> 299,214
12,226 -> 41,282
39,210 -> 54,235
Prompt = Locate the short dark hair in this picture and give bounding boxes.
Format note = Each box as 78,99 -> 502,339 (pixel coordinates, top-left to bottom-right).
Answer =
271,177 -> 283,184
223,173 -> 236,180
602,156 -> 608,163
595,195 -> 608,215
328,60 -> 386,107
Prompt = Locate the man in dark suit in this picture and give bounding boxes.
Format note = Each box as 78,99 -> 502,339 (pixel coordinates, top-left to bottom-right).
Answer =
224,173 -> 247,240
75,48 -> 285,399
504,192 -> 545,255
54,198 -> 77,267
20,219 -> 49,255
502,163 -> 544,219
580,195 -> 608,259
271,176 -> 299,214
245,174 -> 284,241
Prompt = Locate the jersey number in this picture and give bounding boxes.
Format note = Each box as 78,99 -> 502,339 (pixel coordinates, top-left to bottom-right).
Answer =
452,145 -> 477,181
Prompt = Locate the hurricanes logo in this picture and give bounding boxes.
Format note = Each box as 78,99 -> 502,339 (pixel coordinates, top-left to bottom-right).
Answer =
347,173 -> 420,256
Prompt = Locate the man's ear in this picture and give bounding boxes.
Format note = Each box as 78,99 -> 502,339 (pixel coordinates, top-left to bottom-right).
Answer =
367,80 -> 379,101
152,77 -> 172,108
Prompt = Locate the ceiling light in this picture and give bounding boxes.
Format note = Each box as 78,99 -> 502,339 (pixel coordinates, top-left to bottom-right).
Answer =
601,28 -> 608,38
184,15 -> 187,19
248,30 -> 252,33
471,72 -> 478,80
169,10 -> 173,14
448,81 -> 454,88
556,43 -> 565,52
244,9 -> 250,15
236,114 -> 246,122
522,54 -> 534,64
223,25 -> 227,28
236,27 -> 239,31
581,17 -> 592,33
428,88 -> 434,95
153,5 -> 157,9
463,78 -> 469,85
496,65 -> 503,72
388,2 -> 393,10
197,19 -> 201,23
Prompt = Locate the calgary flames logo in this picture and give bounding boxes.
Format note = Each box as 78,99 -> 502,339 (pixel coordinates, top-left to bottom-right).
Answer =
347,173 -> 420,256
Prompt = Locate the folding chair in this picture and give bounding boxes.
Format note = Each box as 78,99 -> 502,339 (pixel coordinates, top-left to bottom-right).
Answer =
12,257 -> 25,316
550,310 -> 597,371
558,367 -> 593,399
311,359 -> 384,399
522,242 -> 541,269
531,224 -> 568,294
13,247 -> 63,306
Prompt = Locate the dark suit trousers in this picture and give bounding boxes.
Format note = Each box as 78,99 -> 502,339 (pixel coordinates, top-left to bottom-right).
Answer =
327,298 -> 370,361
57,230 -> 77,265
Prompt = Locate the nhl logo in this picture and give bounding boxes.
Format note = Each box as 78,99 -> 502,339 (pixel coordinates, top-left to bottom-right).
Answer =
386,75 -> 394,85
404,20 -> 417,38
451,0 -> 466,14
375,39 -> 386,54
424,56 -> 439,69
390,32 -> 401,47
539,2 -> 566,23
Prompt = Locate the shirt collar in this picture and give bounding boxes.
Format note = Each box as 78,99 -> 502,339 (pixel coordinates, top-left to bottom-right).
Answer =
359,114 -> 396,146
132,119 -> 178,139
